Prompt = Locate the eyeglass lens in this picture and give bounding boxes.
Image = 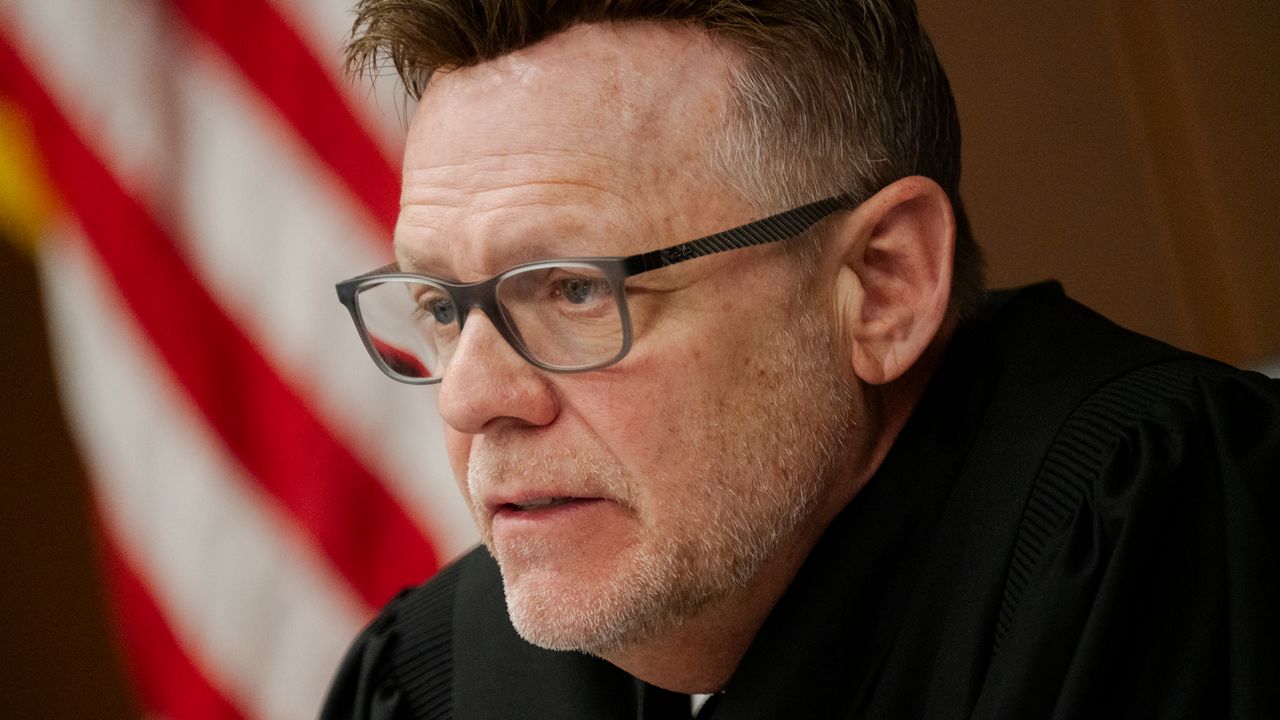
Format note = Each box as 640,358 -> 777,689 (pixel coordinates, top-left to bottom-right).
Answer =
354,264 -> 625,381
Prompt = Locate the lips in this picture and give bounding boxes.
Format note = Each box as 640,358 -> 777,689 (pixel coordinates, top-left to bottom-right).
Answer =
484,488 -> 630,553
502,497 -> 579,512
486,491 -> 617,521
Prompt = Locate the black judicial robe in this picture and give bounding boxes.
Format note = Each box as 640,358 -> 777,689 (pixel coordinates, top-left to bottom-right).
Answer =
321,283 -> 1280,719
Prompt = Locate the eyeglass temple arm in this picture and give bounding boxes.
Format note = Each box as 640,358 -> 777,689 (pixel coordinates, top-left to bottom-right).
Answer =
621,195 -> 857,276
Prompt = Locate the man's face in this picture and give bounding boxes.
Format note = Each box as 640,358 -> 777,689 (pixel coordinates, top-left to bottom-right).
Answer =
398,23 -> 863,654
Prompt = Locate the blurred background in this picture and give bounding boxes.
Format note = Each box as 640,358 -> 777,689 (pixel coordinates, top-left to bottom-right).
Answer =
1,1 -> 1277,718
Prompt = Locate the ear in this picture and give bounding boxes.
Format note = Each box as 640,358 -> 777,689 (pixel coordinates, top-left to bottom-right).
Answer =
833,176 -> 954,385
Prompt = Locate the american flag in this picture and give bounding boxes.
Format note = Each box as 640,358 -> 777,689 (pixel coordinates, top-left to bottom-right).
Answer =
0,0 -> 475,717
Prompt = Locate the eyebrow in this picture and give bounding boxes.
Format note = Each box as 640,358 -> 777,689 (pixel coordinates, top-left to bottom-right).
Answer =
395,236 -> 618,281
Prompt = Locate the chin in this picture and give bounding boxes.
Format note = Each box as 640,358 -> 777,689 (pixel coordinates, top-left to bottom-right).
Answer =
504,571 -> 634,653
498,549 -> 715,656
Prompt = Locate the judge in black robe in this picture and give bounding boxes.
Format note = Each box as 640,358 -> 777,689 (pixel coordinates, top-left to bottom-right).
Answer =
321,283 -> 1280,719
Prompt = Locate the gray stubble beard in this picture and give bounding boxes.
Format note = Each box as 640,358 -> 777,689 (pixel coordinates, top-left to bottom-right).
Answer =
466,310 -> 858,657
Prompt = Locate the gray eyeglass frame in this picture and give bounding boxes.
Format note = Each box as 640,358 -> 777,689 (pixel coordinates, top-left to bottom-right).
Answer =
336,194 -> 857,384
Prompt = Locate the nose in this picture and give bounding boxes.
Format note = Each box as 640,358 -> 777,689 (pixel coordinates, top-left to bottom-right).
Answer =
436,311 -> 559,434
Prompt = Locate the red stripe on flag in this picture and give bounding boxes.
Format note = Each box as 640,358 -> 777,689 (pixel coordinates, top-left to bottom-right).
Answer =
97,517 -> 247,720
170,0 -> 401,237
0,35 -> 439,609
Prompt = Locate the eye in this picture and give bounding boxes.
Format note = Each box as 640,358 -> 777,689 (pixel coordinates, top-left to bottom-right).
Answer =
411,285 -> 456,325
428,296 -> 457,324
555,276 -> 609,304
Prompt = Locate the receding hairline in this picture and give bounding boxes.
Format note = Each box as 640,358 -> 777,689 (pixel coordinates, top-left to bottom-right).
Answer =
345,2 -> 808,99
413,20 -> 743,117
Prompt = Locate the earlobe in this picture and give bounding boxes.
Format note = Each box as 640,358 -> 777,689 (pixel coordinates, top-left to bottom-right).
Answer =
835,176 -> 955,385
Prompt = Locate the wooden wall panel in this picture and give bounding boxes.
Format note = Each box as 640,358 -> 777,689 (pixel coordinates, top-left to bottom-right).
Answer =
1116,0 -> 1280,363
920,1 -> 1280,365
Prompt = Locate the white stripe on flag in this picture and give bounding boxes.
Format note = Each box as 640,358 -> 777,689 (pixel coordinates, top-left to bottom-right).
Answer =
171,39 -> 476,557
40,224 -> 366,720
266,0 -> 412,161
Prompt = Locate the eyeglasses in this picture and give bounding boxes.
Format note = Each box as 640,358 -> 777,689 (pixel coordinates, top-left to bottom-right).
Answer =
336,194 -> 856,384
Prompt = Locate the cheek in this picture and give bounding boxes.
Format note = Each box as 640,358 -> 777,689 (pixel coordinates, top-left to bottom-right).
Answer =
572,368 -> 728,512
563,355 -> 697,461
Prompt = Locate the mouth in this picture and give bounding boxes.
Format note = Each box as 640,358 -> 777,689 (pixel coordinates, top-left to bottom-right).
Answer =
499,497 -> 580,512
485,493 -> 628,545
493,496 -> 603,516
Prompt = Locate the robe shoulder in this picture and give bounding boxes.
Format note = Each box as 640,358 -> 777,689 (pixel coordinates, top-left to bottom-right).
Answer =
974,361 -> 1280,718
319,547 -> 637,720
319,549 -> 472,720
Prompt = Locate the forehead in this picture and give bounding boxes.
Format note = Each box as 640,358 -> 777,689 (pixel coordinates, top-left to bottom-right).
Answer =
397,22 -> 744,272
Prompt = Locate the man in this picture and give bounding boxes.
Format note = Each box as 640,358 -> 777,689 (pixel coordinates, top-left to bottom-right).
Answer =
323,1 -> 1280,718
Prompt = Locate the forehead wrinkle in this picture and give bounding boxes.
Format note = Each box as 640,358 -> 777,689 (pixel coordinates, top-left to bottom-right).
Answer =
398,158 -> 655,279
401,173 -> 635,211
404,144 -> 628,181
400,142 -> 644,211
396,192 -> 643,281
